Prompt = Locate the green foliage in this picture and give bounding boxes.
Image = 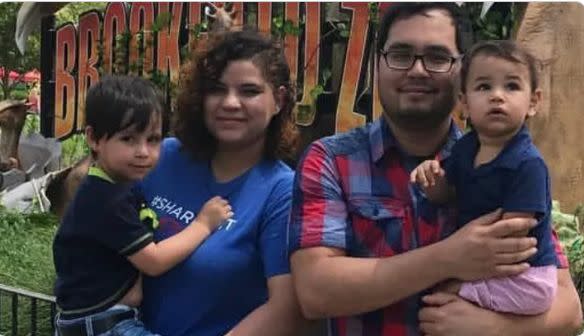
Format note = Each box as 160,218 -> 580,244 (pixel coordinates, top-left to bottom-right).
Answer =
23,113 -> 40,135
368,3 -> 380,30
299,69 -> 333,125
464,3 -> 520,41
190,22 -> 208,41
8,86 -> 29,100
55,2 -> 107,26
0,2 -> 41,98
574,204 -> 584,228
0,206 -> 58,294
272,16 -> 302,39
60,134 -> 90,167
150,11 -> 172,33
0,206 -> 57,335
309,68 -> 332,101
96,14 -> 175,101
552,201 -> 584,301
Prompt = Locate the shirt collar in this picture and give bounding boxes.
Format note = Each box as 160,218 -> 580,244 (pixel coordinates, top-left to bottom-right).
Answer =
88,166 -> 115,184
369,116 -> 463,163
369,117 -> 395,162
492,124 -> 533,169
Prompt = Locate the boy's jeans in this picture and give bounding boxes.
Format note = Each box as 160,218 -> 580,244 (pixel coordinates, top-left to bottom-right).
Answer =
56,304 -> 160,336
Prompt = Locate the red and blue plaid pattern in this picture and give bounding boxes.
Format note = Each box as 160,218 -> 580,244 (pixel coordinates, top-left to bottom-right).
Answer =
289,118 -> 568,336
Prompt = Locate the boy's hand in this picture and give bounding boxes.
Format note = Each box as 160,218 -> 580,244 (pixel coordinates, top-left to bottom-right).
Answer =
410,160 -> 445,187
196,196 -> 233,232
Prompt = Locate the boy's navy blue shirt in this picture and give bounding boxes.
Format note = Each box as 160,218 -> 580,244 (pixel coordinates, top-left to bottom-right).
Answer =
53,170 -> 153,318
444,125 -> 558,267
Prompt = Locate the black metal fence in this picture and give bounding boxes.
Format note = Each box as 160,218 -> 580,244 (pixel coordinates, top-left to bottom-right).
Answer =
0,284 -> 56,336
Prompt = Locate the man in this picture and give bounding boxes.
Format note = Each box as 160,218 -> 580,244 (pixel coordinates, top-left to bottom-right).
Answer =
288,3 -> 582,336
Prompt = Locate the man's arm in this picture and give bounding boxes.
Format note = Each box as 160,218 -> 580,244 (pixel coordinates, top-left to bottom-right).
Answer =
291,212 -> 537,319
291,244 -> 449,318
290,142 -> 538,319
419,269 -> 582,336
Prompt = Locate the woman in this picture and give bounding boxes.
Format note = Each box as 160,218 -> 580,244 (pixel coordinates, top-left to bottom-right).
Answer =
138,29 -> 305,336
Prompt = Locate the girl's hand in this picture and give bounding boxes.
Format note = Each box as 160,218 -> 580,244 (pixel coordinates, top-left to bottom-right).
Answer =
410,160 -> 445,188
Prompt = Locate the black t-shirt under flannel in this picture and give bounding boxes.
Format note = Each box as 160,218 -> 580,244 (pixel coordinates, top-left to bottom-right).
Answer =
53,175 -> 153,318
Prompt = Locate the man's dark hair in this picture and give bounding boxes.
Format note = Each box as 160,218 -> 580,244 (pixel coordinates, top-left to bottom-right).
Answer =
377,3 -> 469,55
460,40 -> 539,93
85,75 -> 164,140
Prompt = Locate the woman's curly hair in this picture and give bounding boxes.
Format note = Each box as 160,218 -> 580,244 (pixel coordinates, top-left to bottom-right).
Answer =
174,29 -> 299,161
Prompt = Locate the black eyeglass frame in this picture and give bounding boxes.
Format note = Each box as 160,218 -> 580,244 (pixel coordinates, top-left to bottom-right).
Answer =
378,50 -> 462,73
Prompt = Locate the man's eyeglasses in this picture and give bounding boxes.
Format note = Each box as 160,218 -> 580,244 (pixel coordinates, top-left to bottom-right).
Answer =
378,50 -> 461,73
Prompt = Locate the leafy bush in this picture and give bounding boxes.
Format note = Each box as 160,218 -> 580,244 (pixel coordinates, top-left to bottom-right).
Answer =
0,207 -> 58,335
553,201 -> 584,300
0,206 -> 58,294
60,133 -> 90,167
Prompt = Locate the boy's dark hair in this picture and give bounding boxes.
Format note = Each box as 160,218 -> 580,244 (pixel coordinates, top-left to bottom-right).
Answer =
85,75 -> 164,140
377,3 -> 469,55
175,29 -> 299,161
460,40 -> 539,93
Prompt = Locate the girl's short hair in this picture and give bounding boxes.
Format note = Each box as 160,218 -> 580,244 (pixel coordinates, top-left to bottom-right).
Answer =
85,75 -> 164,140
460,40 -> 539,93
174,29 -> 299,161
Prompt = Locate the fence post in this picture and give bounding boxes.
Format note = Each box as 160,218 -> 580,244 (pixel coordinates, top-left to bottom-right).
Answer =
31,298 -> 37,335
0,283 -> 56,335
40,15 -> 56,138
11,293 -> 18,336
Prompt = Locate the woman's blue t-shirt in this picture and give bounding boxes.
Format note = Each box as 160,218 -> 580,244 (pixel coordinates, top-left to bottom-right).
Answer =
138,138 -> 294,336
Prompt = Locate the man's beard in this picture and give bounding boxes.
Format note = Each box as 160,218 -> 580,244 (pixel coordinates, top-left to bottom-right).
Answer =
382,93 -> 456,132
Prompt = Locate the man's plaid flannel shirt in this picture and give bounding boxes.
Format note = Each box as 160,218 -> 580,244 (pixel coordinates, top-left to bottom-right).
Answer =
288,117 -> 569,336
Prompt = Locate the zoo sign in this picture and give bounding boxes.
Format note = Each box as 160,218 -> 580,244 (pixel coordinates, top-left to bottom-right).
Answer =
53,2 -> 391,140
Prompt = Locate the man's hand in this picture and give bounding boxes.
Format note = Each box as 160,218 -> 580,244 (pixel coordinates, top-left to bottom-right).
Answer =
418,293 -> 502,336
438,209 -> 538,281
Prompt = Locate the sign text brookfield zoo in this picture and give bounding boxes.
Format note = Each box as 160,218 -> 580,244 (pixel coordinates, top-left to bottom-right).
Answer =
54,2 -> 394,140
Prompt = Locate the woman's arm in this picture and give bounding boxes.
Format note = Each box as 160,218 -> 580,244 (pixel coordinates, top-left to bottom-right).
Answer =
225,274 -> 308,336
225,173 -> 310,336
